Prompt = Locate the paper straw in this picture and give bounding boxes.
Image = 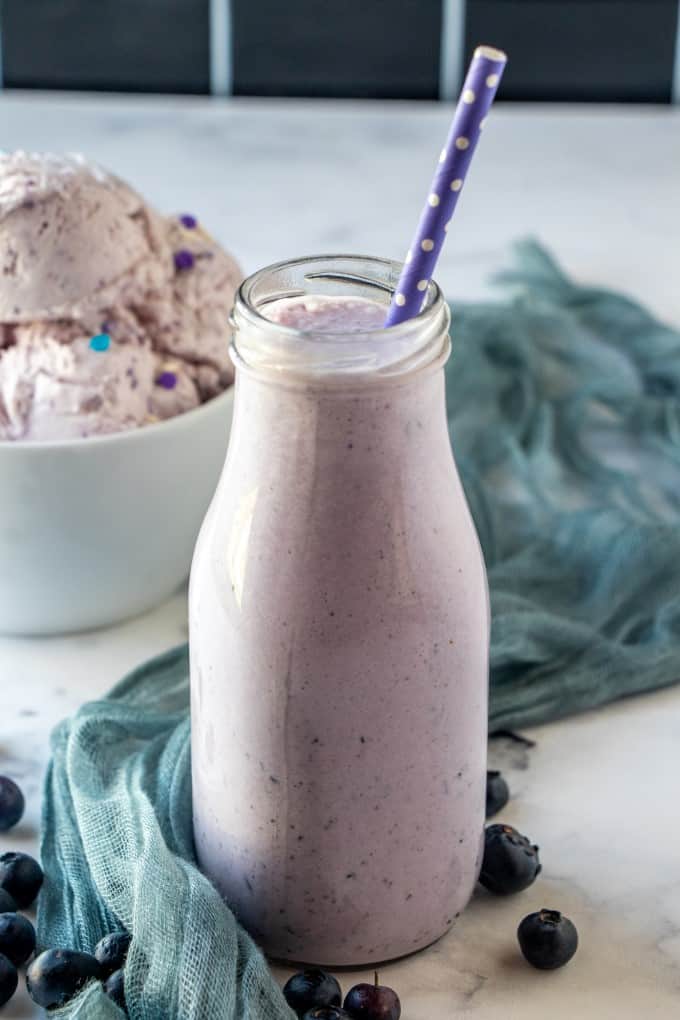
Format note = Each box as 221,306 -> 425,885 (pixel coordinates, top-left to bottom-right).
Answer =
384,45 -> 507,327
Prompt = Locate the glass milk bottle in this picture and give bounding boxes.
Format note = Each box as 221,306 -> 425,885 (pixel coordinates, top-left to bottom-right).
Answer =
190,255 -> 489,965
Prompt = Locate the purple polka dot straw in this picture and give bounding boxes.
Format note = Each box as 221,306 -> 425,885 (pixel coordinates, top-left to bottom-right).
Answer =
384,45 -> 507,327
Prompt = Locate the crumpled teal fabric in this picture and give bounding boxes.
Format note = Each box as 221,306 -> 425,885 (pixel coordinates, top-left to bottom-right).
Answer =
450,241 -> 680,727
38,241 -> 680,1017
39,645 -> 295,1020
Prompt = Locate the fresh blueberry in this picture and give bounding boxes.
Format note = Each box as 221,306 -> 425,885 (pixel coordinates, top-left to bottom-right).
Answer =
0,777 -> 25,831
0,852 -> 44,908
479,824 -> 541,895
26,949 -> 102,1009
485,770 -> 509,818
0,953 -> 17,1007
303,1009 -> 353,1020
94,931 -> 131,977
283,969 -> 342,1016
0,891 -> 16,914
343,973 -> 401,1020
0,912 -> 36,966
518,909 -> 578,969
104,968 -> 127,1012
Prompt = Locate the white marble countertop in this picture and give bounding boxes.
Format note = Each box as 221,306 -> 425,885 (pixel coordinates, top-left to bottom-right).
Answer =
1,92 -> 679,1018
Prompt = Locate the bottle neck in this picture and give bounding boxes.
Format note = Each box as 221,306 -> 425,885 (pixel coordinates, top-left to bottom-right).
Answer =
230,254 -> 451,389
229,358 -> 452,482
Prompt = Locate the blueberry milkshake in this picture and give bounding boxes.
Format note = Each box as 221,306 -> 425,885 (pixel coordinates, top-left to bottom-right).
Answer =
190,257 -> 489,965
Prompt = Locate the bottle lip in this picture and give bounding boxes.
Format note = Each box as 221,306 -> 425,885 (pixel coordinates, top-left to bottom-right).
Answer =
230,253 -> 451,383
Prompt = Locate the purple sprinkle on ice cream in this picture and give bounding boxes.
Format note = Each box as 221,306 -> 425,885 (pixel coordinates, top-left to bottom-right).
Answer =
179,214 -> 198,229
174,249 -> 195,271
156,371 -> 177,390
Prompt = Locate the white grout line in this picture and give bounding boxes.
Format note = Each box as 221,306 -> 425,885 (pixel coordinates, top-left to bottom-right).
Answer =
439,0 -> 466,101
673,0 -> 680,102
210,0 -> 232,96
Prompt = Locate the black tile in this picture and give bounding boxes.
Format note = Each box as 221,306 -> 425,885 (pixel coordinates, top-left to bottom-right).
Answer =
466,0 -> 678,102
2,0 -> 210,93
232,0 -> 442,99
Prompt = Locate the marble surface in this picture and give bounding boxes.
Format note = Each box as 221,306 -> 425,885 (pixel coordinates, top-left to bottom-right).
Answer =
1,92 -> 679,1018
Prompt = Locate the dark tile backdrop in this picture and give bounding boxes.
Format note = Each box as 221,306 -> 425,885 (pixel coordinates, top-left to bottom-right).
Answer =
1,0 -> 678,101
2,0 -> 210,93
466,0 -> 679,103
232,0 -> 442,99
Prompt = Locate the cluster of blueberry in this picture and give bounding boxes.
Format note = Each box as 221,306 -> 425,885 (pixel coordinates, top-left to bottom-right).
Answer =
25,934 -> 130,1012
0,775 -> 131,1014
481,769 -> 578,970
283,969 -> 401,1020
0,775 -> 41,1010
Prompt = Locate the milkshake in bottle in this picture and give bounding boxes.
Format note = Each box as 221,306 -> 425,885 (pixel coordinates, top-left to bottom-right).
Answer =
190,255 -> 489,965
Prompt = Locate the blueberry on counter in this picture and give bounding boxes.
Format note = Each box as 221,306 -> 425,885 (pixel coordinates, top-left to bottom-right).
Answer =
0,912 -> 36,967
283,969 -> 342,1016
485,770 -> 509,818
104,968 -> 127,1012
0,852 -> 44,909
303,1008 -> 353,1019
344,972 -> 401,1020
479,824 -> 541,895
0,891 -> 16,915
26,949 -> 102,1009
518,909 -> 578,969
0,953 -> 17,1008
95,931 -> 132,977
0,778 -> 25,832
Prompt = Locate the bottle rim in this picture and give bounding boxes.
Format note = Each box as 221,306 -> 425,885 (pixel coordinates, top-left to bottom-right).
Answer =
230,253 -> 451,383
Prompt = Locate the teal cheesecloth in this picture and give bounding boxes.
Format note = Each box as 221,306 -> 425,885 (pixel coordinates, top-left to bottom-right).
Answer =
38,242 -> 680,1018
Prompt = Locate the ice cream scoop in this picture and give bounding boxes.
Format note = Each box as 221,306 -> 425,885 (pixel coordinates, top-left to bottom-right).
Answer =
0,152 -> 167,321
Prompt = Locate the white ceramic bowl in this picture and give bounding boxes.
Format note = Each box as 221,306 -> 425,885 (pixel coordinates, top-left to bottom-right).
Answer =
0,388 -> 234,635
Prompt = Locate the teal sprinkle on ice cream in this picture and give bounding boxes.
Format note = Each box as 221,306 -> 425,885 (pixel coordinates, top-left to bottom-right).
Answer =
89,333 -> 111,353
